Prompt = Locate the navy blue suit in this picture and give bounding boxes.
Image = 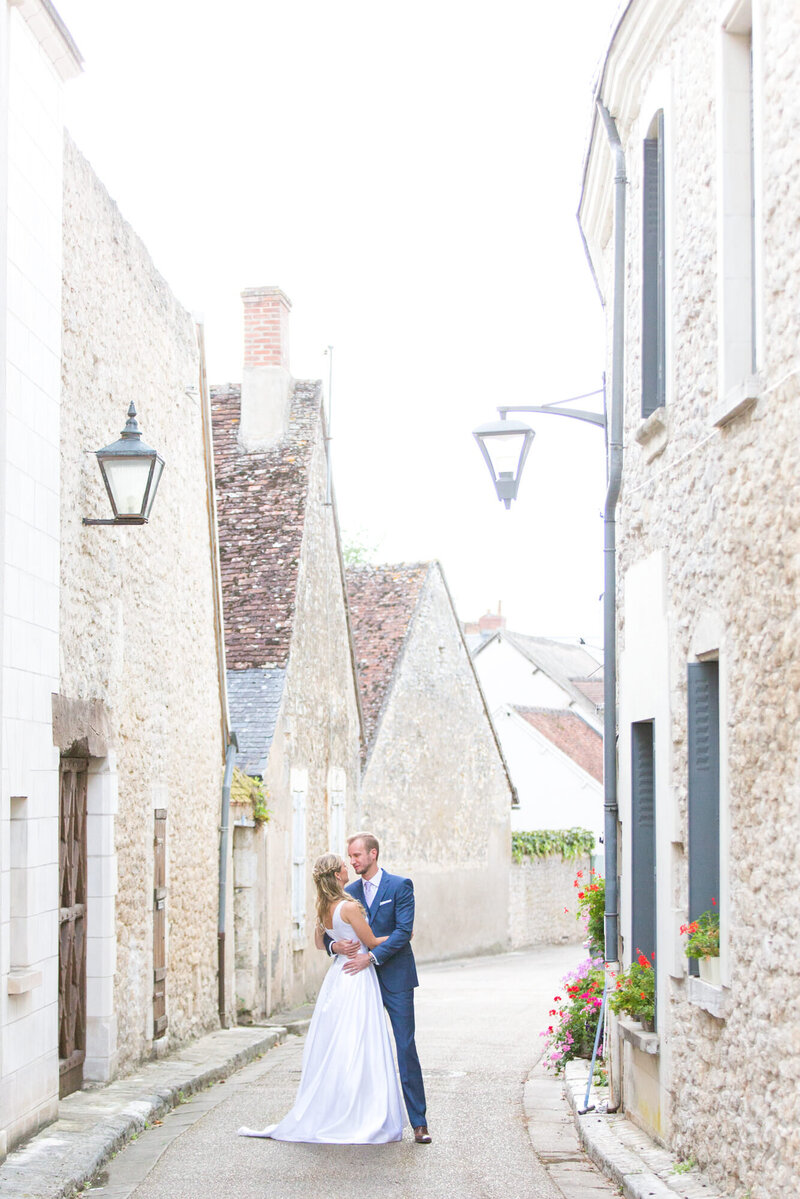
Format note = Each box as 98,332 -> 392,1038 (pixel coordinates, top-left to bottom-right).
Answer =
328,871 -> 426,1128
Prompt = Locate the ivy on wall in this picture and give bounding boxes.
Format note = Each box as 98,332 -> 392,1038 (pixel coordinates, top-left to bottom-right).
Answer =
511,828 -> 595,863
231,767 -> 271,824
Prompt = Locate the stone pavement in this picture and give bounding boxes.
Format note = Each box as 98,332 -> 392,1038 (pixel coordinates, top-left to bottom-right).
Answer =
0,948 -> 734,1199
560,1060 -> 734,1199
0,1010 -> 313,1199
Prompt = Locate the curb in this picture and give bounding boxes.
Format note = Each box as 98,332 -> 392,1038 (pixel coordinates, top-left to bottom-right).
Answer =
0,1021 -> 307,1199
562,1062 -> 732,1199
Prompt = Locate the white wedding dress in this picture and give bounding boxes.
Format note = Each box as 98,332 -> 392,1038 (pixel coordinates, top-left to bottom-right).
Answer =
238,900 -> 404,1144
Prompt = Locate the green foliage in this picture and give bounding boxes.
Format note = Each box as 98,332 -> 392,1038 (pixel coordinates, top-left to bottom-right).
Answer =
341,529 -> 378,567
608,950 -> 656,1024
680,906 -> 719,959
672,1157 -> 697,1176
511,828 -> 595,863
574,870 -> 605,958
231,768 -> 271,824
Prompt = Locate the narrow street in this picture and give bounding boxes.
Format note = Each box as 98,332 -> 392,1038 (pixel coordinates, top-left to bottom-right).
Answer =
87,945 -> 597,1199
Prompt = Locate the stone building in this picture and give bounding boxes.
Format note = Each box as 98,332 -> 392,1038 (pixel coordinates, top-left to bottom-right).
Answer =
59,138 -> 230,1084
579,0 -> 800,1193
212,288 -> 361,1020
347,562 -> 514,962
1,0 -> 232,1156
0,0 -> 82,1156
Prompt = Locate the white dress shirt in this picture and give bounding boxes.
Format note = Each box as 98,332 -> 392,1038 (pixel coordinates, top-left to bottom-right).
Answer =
362,868 -> 383,909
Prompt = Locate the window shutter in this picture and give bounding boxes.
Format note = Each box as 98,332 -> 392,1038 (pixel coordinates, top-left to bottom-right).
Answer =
631,722 -> 657,966
687,661 -> 720,976
642,113 -> 665,418
291,784 -> 307,936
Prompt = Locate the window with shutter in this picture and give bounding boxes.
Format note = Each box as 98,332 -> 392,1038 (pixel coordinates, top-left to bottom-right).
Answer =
328,767 -> 346,856
642,111 -> 665,419
687,661 -> 720,977
631,722 -> 657,976
291,773 -> 308,941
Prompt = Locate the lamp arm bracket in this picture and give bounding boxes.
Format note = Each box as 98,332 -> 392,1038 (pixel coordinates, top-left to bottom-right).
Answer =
497,404 -> 606,430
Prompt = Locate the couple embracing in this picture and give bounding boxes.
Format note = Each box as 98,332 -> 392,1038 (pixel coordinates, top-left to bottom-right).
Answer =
239,832 -> 431,1145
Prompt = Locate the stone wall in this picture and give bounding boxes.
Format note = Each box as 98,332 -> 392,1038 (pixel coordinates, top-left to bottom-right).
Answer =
508,854 -> 590,950
361,564 -> 512,962
580,0 -> 800,1192
60,137 -> 226,1074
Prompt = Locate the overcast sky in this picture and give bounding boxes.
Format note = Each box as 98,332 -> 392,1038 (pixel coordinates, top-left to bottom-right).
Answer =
55,0 -> 620,646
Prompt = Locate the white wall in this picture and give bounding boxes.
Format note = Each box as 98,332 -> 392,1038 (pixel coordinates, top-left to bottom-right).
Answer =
0,1 -> 79,1157
493,704 -> 603,844
473,637 -> 574,712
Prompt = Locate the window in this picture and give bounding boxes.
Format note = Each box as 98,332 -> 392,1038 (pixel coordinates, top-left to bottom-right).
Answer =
687,661 -> 720,977
291,769 -> 308,942
328,767 -> 346,855
642,112 -> 666,419
631,722 -> 657,969
719,0 -> 758,397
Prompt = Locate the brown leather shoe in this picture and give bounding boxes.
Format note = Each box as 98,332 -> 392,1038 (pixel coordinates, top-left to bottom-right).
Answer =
413,1125 -> 432,1144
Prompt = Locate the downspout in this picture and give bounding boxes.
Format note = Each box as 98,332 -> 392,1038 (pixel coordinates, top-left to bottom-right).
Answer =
596,99 -> 626,969
218,731 -> 238,1027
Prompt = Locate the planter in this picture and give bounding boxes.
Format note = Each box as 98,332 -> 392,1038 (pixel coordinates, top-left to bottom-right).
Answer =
698,956 -> 721,986
638,1016 -> 655,1032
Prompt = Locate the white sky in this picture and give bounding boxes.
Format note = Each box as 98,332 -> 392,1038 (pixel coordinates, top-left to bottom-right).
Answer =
55,0 -> 619,646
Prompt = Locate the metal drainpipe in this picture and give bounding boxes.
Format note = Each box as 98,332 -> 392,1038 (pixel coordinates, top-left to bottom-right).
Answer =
218,732 -> 239,1027
596,99 -> 626,969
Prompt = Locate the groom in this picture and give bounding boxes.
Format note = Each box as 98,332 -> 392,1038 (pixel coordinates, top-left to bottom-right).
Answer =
326,832 -> 431,1144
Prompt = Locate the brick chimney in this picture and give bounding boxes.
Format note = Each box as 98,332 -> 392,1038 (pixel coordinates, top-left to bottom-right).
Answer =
478,603 -> 506,634
239,286 -> 292,450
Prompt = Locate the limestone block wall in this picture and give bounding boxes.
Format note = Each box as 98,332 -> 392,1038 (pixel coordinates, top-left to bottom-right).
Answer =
508,854 -> 590,950
580,0 -> 800,1192
361,565 -> 512,963
60,137 -> 226,1075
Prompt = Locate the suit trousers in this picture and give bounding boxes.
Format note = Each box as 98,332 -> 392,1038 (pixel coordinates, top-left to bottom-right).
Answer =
380,984 -> 426,1129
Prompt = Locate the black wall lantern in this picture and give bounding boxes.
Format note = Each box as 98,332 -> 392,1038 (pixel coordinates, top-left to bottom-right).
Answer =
83,403 -> 165,526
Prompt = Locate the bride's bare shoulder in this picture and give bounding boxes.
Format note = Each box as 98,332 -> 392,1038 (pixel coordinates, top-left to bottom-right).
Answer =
340,899 -> 360,923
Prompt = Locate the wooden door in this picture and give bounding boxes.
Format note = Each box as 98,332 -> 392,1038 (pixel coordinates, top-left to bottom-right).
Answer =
153,809 -> 168,1038
59,757 -> 88,1098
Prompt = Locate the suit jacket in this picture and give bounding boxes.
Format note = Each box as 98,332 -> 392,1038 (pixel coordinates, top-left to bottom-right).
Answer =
337,871 -> 419,993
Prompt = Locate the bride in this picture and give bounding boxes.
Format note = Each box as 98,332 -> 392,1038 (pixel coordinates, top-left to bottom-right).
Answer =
238,853 -> 404,1144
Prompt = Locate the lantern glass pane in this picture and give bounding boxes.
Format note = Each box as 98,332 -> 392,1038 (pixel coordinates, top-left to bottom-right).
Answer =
484,431 -> 527,479
142,458 -> 164,520
103,457 -> 153,516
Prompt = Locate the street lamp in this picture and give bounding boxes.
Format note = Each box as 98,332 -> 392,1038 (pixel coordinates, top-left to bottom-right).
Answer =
83,402 -> 165,526
473,389 -> 607,508
472,418 -> 536,508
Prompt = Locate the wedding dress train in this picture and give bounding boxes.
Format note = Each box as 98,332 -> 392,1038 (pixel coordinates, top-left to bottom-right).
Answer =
237,900 -> 404,1144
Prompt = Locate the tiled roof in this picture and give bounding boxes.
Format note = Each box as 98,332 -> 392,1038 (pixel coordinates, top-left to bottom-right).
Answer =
211,380 -> 321,671
227,667 -> 286,775
571,678 -> 604,706
345,563 -> 430,750
516,707 -> 603,783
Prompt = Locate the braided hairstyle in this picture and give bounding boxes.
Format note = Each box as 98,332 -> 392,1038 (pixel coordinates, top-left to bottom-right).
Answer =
312,853 -> 366,932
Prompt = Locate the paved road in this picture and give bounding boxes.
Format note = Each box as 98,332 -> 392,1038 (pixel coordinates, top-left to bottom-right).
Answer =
89,945 -> 587,1199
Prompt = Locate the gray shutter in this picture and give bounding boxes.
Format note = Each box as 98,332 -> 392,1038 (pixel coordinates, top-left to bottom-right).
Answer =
631,722 -> 656,965
687,661 -> 720,976
642,112 -> 665,418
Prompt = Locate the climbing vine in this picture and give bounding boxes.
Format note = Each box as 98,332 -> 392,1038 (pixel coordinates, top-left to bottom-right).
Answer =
231,767 -> 272,824
511,828 -> 595,863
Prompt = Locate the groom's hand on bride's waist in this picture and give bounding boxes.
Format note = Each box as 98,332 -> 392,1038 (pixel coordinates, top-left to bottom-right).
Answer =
342,952 -> 373,975
331,939 -> 360,958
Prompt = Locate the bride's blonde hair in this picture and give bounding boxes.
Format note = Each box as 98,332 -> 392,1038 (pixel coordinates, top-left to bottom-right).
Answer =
312,853 -> 365,930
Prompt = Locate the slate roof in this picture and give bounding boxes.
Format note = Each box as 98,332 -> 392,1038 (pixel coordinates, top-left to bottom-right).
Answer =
227,668 -> 286,775
515,707 -> 603,783
211,380 -> 321,672
345,562 -> 430,751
